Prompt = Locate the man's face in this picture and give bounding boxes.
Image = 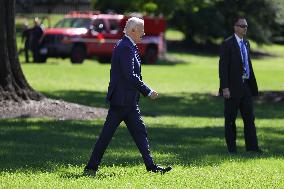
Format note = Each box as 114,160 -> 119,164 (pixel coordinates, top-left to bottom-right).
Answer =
234,19 -> 248,37
132,24 -> 145,44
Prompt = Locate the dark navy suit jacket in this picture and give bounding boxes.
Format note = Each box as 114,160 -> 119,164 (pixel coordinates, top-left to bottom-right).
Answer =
219,35 -> 258,97
106,36 -> 151,106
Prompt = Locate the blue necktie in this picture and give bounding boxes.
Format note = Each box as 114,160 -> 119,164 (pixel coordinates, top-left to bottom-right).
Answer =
240,40 -> 250,78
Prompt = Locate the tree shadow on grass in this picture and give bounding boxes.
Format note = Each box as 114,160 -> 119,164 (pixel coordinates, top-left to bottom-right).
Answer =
167,40 -> 280,59
43,90 -> 284,119
0,119 -> 283,173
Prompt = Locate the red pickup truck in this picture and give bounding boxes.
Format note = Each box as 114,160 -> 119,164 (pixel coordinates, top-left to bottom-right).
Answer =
39,11 -> 166,64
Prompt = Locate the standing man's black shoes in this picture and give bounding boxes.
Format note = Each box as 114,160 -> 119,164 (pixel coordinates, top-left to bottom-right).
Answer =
147,165 -> 172,174
228,150 -> 237,155
83,166 -> 98,176
228,148 -> 237,154
247,148 -> 263,154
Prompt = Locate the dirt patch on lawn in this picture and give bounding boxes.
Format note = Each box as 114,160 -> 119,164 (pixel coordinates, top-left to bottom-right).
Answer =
1,91 -> 282,120
0,98 -> 108,120
257,91 -> 284,103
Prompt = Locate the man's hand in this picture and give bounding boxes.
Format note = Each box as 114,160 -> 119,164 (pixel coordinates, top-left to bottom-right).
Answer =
150,91 -> 159,100
222,88 -> 230,99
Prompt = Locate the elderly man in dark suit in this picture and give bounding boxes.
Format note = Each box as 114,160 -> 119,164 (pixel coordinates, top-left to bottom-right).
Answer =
219,17 -> 262,154
84,17 -> 172,175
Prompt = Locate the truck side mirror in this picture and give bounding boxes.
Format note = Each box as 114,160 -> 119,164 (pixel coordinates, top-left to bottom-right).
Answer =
96,23 -> 104,33
89,23 -> 104,34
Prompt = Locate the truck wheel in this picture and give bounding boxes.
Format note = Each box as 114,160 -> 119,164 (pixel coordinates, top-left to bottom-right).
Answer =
97,56 -> 111,63
35,55 -> 47,63
71,45 -> 86,64
144,46 -> 158,64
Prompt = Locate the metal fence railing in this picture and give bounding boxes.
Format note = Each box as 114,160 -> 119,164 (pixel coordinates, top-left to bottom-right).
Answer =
16,0 -> 92,14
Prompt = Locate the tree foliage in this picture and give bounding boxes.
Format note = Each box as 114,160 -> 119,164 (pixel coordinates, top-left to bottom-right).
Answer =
92,0 -> 283,44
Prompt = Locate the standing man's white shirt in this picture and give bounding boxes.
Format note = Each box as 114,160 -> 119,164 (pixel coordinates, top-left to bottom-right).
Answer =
234,33 -> 248,62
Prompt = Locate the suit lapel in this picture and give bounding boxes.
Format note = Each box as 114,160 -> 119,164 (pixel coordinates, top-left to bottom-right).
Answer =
134,48 -> 141,68
232,35 -> 243,62
124,36 -> 141,74
232,36 -> 252,73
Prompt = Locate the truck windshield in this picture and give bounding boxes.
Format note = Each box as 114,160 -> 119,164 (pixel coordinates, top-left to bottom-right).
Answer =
54,18 -> 92,28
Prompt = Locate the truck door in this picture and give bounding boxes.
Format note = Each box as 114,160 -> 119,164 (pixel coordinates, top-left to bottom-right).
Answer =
89,18 -> 123,56
88,19 -> 108,54
102,19 -> 123,52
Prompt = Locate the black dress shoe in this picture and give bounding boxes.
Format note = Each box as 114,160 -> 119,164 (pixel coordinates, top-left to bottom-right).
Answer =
228,150 -> 237,155
147,165 -> 172,174
247,148 -> 263,154
83,166 -> 98,176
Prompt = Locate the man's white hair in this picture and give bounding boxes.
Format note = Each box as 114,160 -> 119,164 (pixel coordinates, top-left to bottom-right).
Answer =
123,17 -> 144,34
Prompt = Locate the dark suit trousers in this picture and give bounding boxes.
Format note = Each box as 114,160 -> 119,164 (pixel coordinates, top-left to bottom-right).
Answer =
224,82 -> 259,152
86,105 -> 154,170
24,43 -> 30,63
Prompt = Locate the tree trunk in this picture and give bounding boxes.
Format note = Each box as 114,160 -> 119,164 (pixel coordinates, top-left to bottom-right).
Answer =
0,0 -> 43,102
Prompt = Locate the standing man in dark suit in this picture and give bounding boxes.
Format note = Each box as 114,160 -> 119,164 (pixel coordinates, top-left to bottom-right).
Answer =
30,17 -> 44,62
21,21 -> 32,63
219,17 -> 262,153
84,17 -> 172,175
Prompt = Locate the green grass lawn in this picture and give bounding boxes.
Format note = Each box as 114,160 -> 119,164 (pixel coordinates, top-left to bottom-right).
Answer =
1,41 -> 284,188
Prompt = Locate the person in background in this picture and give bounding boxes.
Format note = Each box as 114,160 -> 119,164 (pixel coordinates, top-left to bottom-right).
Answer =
21,20 -> 32,63
219,17 -> 262,154
30,17 -> 44,62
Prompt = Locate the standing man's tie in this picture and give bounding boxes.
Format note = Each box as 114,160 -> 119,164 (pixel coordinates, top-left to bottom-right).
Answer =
240,40 -> 250,78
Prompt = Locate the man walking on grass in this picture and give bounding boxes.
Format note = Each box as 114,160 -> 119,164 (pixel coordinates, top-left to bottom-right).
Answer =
219,17 -> 262,154
84,17 -> 172,175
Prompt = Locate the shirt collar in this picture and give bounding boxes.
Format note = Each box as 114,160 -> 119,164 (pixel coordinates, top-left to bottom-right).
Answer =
125,34 -> 136,46
234,33 -> 243,44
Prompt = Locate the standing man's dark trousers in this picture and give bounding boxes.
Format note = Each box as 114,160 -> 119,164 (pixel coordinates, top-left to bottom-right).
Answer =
24,42 -> 30,63
32,46 -> 40,63
86,105 -> 155,170
224,81 -> 259,152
